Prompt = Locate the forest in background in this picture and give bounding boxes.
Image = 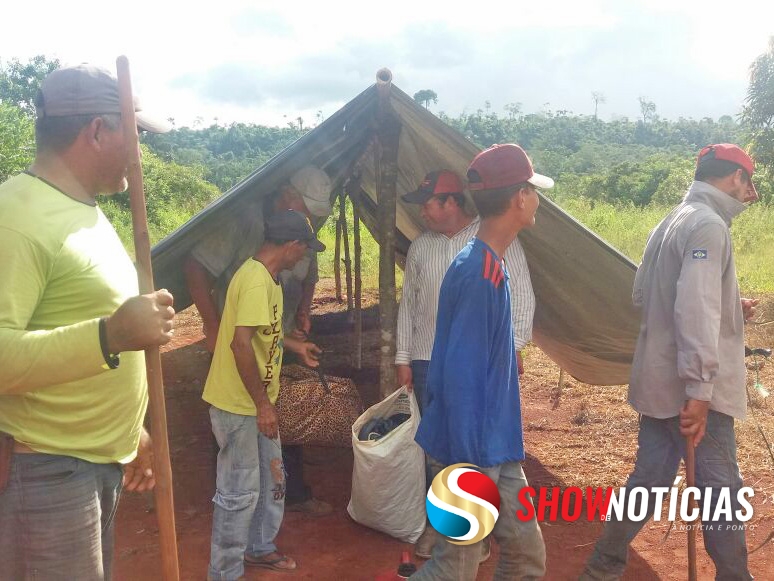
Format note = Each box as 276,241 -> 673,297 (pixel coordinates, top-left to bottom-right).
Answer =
2,43 -> 773,291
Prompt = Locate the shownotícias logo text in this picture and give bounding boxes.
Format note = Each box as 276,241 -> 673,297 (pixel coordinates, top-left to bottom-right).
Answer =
515,479 -> 754,524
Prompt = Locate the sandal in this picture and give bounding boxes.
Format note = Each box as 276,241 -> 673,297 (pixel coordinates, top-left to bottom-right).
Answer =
244,551 -> 297,572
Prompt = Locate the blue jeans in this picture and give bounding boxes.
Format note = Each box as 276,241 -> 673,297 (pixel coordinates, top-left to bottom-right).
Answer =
0,453 -> 122,580
208,407 -> 286,581
411,360 -> 433,492
411,360 -> 430,414
413,458 -> 546,580
584,412 -> 752,580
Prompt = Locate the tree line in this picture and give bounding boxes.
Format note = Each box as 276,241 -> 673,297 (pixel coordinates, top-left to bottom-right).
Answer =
1,41 -> 772,243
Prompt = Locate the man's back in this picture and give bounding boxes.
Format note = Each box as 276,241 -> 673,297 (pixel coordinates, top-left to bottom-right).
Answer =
397,218 -> 535,365
415,238 -> 524,468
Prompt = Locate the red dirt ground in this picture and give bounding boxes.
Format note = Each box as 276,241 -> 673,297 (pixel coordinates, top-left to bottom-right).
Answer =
113,281 -> 774,580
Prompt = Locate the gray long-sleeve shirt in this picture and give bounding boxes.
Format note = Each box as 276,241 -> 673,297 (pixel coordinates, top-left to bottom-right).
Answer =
628,181 -> 747,419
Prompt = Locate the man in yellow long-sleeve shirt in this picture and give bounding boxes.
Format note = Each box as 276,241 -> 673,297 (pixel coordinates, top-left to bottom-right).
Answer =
0,64 -> 174,580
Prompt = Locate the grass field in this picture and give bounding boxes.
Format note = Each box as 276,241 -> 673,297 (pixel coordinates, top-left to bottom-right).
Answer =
316,196 -> 774,295
558,198 -> 774,294
107,193 -> 772,294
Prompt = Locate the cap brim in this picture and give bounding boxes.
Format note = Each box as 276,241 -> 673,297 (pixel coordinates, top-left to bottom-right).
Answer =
302,197 -> 332,217
136,110 -> 172,134
528,173 -> 554,189
307,238 -> 326,252
401,189 -> 432,204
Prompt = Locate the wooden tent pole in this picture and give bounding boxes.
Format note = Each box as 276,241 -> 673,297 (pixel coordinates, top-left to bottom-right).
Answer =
116,56 -> 180,581
341,191 -> 353,314
349,177 -> 364,369
375,68 -> 401,398
334,196 -> 343,302
331,143 -> 372,308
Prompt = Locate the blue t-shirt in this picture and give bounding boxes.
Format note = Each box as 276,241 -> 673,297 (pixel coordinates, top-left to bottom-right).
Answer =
415,238 -> 525,467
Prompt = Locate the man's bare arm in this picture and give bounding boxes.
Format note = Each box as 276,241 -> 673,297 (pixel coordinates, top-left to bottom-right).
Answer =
184,255 -> 220,353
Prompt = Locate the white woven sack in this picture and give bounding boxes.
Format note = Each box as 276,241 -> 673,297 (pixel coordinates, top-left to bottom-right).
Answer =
346,386 -> 426,543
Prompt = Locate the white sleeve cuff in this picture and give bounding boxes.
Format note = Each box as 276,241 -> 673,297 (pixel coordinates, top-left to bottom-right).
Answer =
685,381 -> 713,402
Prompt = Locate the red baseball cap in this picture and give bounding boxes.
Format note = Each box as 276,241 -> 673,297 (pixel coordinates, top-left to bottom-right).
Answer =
467,144 -> 554,192
697,143 -> 758,200
402,170 -> 464,204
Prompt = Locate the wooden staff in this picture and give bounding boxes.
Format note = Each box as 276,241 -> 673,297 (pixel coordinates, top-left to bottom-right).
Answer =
685,437 -> 697,581
116,56 -> 180,581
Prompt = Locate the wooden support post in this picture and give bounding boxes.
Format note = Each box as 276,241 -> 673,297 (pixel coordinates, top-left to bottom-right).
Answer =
341,192 -> 353,314
334,197 -> 343,302
375,68 -> 400,398
351,183 -> 363,369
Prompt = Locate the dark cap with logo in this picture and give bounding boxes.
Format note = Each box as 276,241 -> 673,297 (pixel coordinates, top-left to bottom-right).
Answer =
265,209 -> 325,252
36,64 -> 171,133
402,170 -> 464,204
697,143 -> 758,199
467,144 -> 554,192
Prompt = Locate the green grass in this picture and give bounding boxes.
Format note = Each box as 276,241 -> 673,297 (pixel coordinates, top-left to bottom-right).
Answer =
556,197 -> 774,294
316,196 -> 774,295
730,205 -> 774,293
316,198 -> 403,290
555,198 -> 668,263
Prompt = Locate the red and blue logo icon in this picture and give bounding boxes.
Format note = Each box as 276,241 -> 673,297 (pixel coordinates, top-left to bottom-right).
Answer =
426,463 -> 500,545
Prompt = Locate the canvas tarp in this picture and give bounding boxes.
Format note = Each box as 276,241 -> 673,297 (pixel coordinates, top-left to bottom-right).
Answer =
152,81 -> 640,386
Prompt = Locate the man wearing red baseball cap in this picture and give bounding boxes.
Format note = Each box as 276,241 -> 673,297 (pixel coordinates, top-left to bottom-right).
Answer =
397,168 -> 537,561
412,145 -> 550,579
581,144 -> 759,580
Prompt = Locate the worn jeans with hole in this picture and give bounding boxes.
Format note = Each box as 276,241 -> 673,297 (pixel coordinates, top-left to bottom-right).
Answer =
583,412 -> 752,581
412,458 -> 546,581
208,407 -> 286,581
0,453 -> 122,581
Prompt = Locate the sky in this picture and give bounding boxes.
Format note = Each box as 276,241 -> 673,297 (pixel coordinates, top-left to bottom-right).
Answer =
2,0 -> 773,129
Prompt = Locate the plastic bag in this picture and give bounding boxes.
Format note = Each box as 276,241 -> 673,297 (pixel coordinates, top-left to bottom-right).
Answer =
347,386 -> 426,543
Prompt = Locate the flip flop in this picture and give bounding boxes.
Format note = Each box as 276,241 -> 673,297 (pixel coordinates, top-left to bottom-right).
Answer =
244,552 -> 297,572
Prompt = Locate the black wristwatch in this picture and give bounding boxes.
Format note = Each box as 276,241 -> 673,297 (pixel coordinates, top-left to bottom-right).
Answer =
99,317 -> 120,369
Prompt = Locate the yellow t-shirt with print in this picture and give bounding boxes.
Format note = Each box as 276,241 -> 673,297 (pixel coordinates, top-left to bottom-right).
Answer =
203,258 -> 284,414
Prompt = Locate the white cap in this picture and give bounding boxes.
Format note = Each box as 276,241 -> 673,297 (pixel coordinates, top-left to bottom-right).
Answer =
290,165 -> 332,217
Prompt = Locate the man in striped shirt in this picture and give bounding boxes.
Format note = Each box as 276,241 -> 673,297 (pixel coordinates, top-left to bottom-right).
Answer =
395,169 -> 535,410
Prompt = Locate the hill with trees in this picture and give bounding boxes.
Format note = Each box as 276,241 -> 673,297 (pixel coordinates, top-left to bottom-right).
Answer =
1,42 -> 773,259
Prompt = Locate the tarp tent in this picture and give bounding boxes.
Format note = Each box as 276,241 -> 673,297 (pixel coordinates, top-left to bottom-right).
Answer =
152,77 -> 641,386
